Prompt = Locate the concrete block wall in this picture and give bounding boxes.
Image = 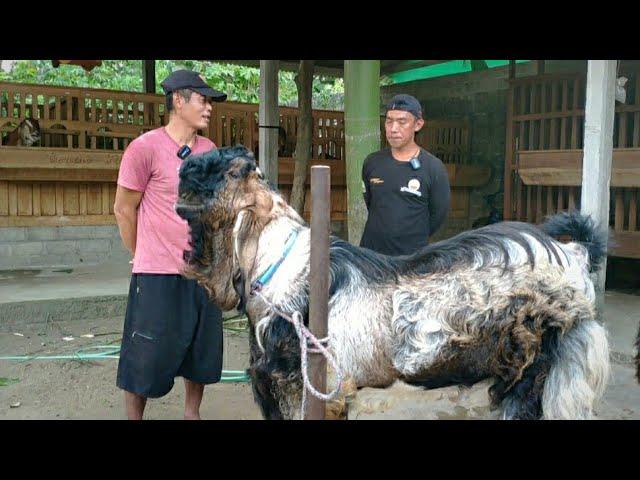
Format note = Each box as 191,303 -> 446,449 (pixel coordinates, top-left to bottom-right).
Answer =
0,226 -> 129,270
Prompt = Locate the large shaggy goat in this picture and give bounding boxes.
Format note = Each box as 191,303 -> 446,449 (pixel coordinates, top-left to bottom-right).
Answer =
176,145 -> 611,420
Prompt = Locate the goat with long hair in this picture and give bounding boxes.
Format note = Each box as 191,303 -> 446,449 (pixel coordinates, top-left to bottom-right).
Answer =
176,146 -> 611,420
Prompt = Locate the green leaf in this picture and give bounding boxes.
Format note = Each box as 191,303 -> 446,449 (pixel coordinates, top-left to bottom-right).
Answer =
0,378 -> 20,386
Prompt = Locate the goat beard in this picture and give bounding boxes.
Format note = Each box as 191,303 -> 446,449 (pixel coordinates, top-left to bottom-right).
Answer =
182,217 -> 240,311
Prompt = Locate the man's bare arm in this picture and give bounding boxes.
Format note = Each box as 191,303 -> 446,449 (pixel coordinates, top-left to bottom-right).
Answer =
113,185 -> 143,257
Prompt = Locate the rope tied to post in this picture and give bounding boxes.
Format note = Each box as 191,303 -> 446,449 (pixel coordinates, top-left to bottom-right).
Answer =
254,291 -> 343,419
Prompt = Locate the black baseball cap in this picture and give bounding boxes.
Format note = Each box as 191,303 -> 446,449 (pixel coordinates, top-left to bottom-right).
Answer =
161,69 -> 227,102
385,94 -> 422,119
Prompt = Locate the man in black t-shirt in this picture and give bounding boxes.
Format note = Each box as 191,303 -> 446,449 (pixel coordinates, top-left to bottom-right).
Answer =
360,94 -> 450,256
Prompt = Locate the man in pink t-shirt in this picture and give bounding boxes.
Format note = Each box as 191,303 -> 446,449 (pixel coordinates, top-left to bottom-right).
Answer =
114,70 -> 227,420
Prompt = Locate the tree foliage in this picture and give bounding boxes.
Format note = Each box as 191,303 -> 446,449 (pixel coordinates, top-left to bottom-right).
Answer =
0,60 -> 346,110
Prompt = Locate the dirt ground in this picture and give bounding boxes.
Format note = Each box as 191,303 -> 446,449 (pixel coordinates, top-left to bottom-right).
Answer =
0,316 -> 262,420
1,316 -> 638,420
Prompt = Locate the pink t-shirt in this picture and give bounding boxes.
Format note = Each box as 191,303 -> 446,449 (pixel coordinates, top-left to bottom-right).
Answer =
117,127 -> 215,274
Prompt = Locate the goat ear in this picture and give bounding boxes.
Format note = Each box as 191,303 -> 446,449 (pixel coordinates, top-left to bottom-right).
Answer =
234,178 -> 274,219
253,184 -> 274,218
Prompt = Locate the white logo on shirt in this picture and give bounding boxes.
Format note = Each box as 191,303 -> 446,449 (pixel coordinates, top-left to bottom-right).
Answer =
408,179 -> 420,191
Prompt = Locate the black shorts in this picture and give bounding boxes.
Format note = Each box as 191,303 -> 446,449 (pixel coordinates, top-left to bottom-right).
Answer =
116,273 -> 223,398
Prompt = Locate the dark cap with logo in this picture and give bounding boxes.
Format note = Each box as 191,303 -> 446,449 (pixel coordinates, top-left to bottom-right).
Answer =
161,69 -> 227,102
384,94 -> 422,119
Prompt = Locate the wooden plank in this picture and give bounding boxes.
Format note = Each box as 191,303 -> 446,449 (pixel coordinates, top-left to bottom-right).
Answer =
8,182 -> 17,216
571,78 -> 580,149
546,186 -> 554,215
17,183 -> 32,216
516,149 -> 640,187
133,101 -> 140,125
55,182 -> 64,215
8,90 -> 15,119
0,169 -> 118,183
109,183 -> 117,214
629,189 -> 637,231
112,100 -> 118,125
0,147 -> 121,171
87,183 -> 102,214
154,101 -> 161,125
568,187 -> 576,211
101,183 -> 110,214
32,183 -> 41,216
100,98 -> 107,124
635,75 -> 640,147
63,183 -> 79,215
55,95 -> 62,121
66,95 -> 73,122
528,84 -> 536,149
504,86 -> 515,220
0,181 -> 8,215
516,173 -> 523,220
557,186 -> 564,211
79,183 -> 87,215
0,214 -> 116,227
560,80 -> 568,149
619,112 -> 628,148
78,96 -> 86,123
526,185 -> 533,222
40,183 -> 57,216
278,158 -> 346,187
540,82 -> 547,149
519,85 -> 527,149
615,189 -> 624,231
608,231 -> 640,258
512,111 -> 587,122
536,186 -> 543,222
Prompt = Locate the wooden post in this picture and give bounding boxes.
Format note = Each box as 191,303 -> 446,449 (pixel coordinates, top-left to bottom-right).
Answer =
259,60 -> 279,186
306,165 -> 330,420
142,60 -> 156,94
290,60 -> 314,215
344,60 -> 380,245
504,78 -> 515,220
581,60 -> 616,319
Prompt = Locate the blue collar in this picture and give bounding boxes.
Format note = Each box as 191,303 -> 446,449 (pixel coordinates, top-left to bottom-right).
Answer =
250,229 -> 299,295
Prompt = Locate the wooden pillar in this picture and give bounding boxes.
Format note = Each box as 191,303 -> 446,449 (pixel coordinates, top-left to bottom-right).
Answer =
344,60 -> 380,245
306,165 -> 331,420
581,60 -> 616,319
259,60 -> 280,186
142,60 -> 156,94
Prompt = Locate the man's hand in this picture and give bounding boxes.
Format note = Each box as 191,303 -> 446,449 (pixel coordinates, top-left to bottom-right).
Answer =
114,185 -> 143,257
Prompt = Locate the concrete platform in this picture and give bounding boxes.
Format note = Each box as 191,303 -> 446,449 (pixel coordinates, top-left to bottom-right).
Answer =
0,263 -> 131,330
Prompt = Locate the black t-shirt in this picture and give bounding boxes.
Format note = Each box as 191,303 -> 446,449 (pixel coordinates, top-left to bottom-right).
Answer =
360,147 -> 450,256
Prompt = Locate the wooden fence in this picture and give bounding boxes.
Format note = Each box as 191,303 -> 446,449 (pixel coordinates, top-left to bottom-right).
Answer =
504,71 -> 640,258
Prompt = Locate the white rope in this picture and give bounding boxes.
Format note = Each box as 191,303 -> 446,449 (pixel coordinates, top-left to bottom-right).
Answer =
254,291 -> 343,419
232,210 -> 343,418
